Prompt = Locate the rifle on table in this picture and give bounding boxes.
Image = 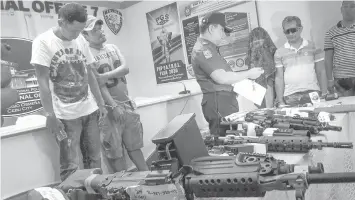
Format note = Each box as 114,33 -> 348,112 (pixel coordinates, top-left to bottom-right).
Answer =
42,154 -> 355,200
205,135 -> 353,153
245,112 -> 342,135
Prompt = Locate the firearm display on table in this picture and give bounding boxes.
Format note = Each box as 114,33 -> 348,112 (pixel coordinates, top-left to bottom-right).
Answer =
29,114 -> 355,200
206,107 -> 352,153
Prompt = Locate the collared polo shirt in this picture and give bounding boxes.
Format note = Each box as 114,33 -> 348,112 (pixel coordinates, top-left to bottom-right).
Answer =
191,37 -> 233,93
324,21 -> 355,79
274,39 -> 324,96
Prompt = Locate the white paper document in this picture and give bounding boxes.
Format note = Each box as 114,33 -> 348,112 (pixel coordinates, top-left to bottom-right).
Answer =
233,79 -> 266,106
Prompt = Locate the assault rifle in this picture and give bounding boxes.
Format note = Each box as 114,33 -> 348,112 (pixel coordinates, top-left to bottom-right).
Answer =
204,135 -> 353,153
245,112 -> 342,135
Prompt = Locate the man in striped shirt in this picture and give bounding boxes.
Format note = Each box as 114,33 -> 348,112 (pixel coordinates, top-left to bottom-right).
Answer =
324,0 -> 355,96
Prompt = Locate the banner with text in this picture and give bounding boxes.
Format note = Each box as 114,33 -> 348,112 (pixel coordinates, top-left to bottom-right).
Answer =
0,0 -> 123,124
178,1 -> 257,72
146,2 -> 188,84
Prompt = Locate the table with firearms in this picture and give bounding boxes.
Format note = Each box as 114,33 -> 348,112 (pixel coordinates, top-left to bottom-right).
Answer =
27,97 -> 355,200
206,96 -> 355,200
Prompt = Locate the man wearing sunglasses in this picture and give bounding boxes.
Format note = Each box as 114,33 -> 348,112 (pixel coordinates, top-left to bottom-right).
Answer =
191,12 -> 264,136
274,16 -> 327,106
324,0 -> 355,97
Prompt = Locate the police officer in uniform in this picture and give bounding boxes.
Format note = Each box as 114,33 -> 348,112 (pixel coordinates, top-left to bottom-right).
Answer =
192,12 -> 264,136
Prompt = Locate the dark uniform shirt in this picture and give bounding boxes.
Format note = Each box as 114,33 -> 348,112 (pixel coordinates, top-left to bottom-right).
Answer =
191,37 -> 233,93
191,37 -> 238,136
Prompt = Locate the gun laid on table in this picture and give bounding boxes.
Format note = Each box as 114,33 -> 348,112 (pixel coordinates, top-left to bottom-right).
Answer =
208,151 -> 324,175
245,112 -> 342,135
255,127 -> 312,137
206,135 -> 353,153
43,155 -> 355,200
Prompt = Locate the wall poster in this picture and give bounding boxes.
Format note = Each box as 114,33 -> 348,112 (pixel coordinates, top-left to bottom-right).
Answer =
146,2 -> 188,84
0,0 -> 123,126
178,0 -> 259,72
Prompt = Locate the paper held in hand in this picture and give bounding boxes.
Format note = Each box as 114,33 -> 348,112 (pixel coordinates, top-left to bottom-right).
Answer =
233,79 -> 266,106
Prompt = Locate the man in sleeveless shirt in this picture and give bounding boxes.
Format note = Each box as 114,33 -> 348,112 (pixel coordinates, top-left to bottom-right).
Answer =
82,15 -> 148,172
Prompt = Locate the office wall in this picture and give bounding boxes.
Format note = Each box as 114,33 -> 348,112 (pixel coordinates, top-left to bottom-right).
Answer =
257,1 -> 312,47
117,1 -> 203,99
119,1 -> 342,100
308,1 -> 342,49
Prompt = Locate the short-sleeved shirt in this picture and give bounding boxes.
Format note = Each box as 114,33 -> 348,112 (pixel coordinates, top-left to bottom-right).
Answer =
324,21 -> 355,79
89,44 -> 130,104
274,39 -> 324,96
191,37 -> 233,93
30,28 -> 98,120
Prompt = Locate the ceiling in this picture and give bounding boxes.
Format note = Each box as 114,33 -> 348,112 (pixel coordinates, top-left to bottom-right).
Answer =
58,1 -> 141,9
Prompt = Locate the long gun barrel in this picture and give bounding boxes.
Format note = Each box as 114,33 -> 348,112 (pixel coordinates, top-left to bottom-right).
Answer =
307,172 -> 355,184
219,135 -> 353,152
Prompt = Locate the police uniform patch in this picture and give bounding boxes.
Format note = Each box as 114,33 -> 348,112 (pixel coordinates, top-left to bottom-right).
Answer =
203,50 -> 212,59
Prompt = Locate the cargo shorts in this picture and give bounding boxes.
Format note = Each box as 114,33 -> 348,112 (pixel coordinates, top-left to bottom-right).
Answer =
100,103 -> 144,159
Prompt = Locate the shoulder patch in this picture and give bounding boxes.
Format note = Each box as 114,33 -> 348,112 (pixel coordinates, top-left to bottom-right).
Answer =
203,49 -> 212,59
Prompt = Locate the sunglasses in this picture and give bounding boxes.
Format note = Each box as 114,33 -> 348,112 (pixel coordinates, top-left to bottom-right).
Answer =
284,27 -> 300,35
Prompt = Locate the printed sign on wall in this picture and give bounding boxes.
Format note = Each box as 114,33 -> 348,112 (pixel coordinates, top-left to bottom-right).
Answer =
1,38 -> 42,117
146,2 -> 188,84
